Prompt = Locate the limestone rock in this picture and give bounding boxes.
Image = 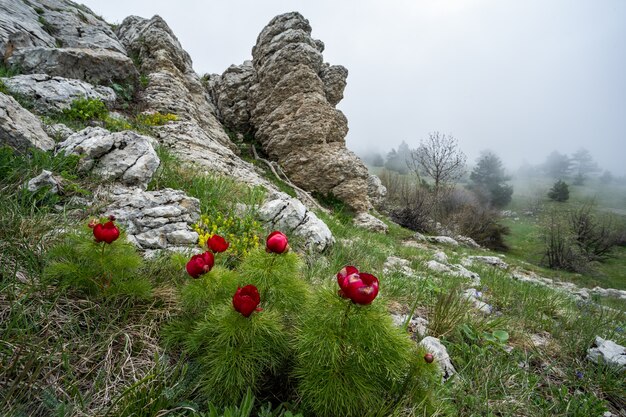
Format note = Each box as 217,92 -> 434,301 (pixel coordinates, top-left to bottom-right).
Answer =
57,127 -> 159,189
383,256 -> 417,278
0,92 -> 55,151
391,314 -> 429,338
419,336 -> 456,381
463,288 -> 493,315
1,74 -> 116,113
210,61 -> 257,131
249,12 -> 371,212
353,212 -> 388,233
462,256 -> 509,270
455,235 -> 481,248
152,121 -> 273,189
116,15 -> 235,152
425,260 -> 481,286
7,47 -> 137,85
320,63 -> 348,106
433,251 -> 449,264
367,174 -> 387,209
25,169 -> 62,194
586,337 -> 626,370
0,0 -> 125,58
44,123 -> 74,141
102,185 -> 200,251
426,235 -> 459,246
258,194 -> 334,252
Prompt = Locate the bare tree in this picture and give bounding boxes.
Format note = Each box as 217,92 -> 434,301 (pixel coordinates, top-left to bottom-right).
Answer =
408,132 -> 466,194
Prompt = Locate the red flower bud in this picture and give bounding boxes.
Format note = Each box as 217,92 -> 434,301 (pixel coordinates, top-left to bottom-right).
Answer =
232,285 -> 262,317
424,353 -> 434,363
207,234 -> 229,253
93,221 -> 120,244
186,251 -> 215,278
266,231 -> 289,254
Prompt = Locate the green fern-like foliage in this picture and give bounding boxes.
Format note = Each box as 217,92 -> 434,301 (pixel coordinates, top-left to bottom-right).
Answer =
238,249 -> 309,314
44,228 -> 150,298
186,303 -> 289,406
294,288 -> 437,417
180,266 -> 241,316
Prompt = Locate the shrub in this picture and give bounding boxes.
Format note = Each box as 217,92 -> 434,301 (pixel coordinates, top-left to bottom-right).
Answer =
62,98 -> 109,123
548,179 -> 569,202
44,224 -> 151,298
294,288 -> 438,417
136,112 -> 177,127
452,204 -> 510,251
569,202 -> 619,261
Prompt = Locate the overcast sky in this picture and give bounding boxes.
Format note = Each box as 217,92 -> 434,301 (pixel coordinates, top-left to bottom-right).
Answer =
81,0 -> 626,175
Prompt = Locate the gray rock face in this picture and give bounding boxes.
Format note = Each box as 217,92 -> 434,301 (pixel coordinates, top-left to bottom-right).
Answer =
102,185 -> 200,251
258,194 -> 334,252
25,169 -> 62,193
7,47 -> 137,85
248,12 -> 372,212
462,256 -> 509,270
425,260 -> 481,286
426,235 -> 459,246
210,61 -> 257,132
391,313 -> 429,338
353,212 -> 388,233
1,74 -> 116,113
0,0 -> 125,58
433,251 -> 449,264
57,127 -> 159,189
116,15 -> 234,149
419,336 -> 456,381
367,174 -> 387,209
455,235 -> 481,248
0,92 -> 55,151
586,337 -> 626,370
383,256 -> 418,278
43,123 -> 74,141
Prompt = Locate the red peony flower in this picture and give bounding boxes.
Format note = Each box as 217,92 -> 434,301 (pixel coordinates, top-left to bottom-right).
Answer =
232,285 -> 262,317
93,220 -> 120,244
266,231 -> 289,254
186,251 -> 215,278
336,266 -> 379,305
337,265 -> 359,298
207,234 -> 229,253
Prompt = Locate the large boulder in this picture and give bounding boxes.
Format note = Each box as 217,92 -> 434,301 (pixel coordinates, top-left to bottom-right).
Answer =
57,127 -> 159,189
0,92 -> 55,151
1,74 -> 116,113
258,194 -> 334,252
102,185 -> 200,253
0,0 -> 125,58
247,12 -> 372,212
210,61 -> 257,132
7,47 -> 137,85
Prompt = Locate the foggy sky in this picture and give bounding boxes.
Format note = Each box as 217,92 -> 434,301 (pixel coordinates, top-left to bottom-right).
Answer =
81,0 -> 626,175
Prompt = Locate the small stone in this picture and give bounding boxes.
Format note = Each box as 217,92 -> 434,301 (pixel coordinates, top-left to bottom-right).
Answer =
353,212 -> 388,233
418,336 -> 456,381
586,337 -> 626,370
25,170 -> 62,194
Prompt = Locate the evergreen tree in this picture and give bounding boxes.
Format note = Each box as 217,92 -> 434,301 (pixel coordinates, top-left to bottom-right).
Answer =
543,151 -> 572,179
548,180 -> 570,202
570,148 -> 600,185
469,151 -> 513,208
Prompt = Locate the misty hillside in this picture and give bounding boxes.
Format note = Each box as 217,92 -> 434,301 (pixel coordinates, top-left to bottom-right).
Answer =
0,1 -> 624,416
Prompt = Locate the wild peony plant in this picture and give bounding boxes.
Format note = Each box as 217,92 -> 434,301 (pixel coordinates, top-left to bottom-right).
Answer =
194,214 -> 262,262
44,219 -> 150,298
185,290 -> 289,406
294,280 -> 439,417
238,233 -> 308,315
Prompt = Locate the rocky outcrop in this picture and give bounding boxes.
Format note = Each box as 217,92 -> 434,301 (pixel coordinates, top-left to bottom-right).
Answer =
115,15 -> 273,190
586,337 -> 626,370
0,0 -> 125,58
57,127 -> 159,189
367,174 -> 387,209
246,12 -> 371,212
258,194 -> 334,252
419,336 -> 456,381
24,169 -> 62,194
1,74 -> 116,113
102,186 -> 200,253
353,212 -> 388,233
383,256 -> 419,278
7,47 -> 137,85
463,288 -> 493,315
0,92 -> 55,151
425,260 -> 481,286
210,61 -> 256,132
462,256 -> 509,270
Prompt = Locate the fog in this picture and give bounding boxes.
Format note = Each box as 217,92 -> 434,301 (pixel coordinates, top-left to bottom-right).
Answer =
81,0 -> 626,175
